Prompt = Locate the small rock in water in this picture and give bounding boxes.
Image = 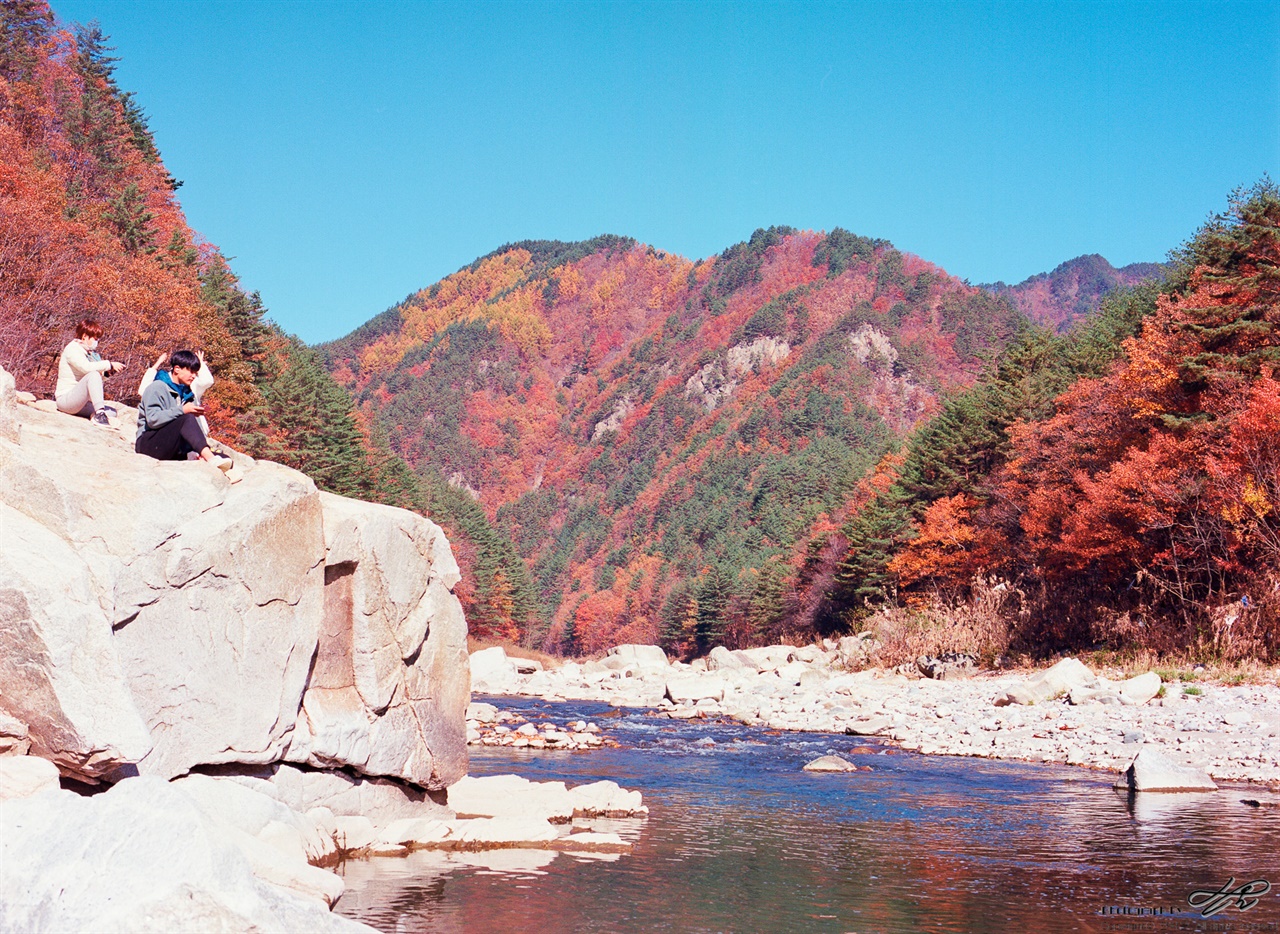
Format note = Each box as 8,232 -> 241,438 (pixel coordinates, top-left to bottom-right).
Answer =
803,754 -> 858,772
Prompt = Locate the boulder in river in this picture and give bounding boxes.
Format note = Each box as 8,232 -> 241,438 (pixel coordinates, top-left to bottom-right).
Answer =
1114,748 -> 1218,793
803,755 -> 858,772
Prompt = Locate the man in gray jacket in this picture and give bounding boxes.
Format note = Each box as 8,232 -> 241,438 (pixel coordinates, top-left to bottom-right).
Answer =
135,349 -> 232,470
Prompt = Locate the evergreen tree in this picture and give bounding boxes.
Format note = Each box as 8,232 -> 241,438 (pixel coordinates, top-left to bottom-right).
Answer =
102,183 -> 157,254
0,1 -> 55,83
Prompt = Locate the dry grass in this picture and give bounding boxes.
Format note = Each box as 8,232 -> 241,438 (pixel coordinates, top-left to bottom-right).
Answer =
1079,646 -> 1280,686
866,576 -> 1016,668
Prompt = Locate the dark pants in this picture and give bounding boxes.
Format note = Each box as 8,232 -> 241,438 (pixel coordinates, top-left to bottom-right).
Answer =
136,413 -> 208,461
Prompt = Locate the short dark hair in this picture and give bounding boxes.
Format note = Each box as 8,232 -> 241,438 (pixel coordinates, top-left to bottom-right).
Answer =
169,349 -> 200,372
75,320 -> 103,339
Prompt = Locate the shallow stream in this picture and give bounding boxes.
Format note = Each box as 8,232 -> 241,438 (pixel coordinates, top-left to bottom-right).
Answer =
336,695 -> 1280,933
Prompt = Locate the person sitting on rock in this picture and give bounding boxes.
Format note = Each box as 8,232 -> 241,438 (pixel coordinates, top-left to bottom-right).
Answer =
54,319 -> 124,426
138,350 -> 215,440
135,349 -> 232,470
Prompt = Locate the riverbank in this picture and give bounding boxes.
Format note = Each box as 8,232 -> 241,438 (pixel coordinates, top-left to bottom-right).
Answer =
470,644 -> 1280,787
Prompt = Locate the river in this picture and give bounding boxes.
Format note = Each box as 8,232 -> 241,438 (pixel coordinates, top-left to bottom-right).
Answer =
335,695 -> 1280,933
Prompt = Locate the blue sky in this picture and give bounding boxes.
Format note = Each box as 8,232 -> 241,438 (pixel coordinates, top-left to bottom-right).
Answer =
52,0 -> 1280,344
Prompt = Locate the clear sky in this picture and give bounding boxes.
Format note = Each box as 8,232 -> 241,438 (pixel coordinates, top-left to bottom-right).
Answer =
51,0 -> 1280,344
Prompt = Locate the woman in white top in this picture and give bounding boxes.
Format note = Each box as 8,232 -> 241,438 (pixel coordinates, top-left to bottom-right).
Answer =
55,320 -> 124,425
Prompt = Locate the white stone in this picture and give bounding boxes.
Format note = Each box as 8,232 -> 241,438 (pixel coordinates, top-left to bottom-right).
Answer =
705,645 -> 746,672
666,675 -> 726,703
172,773 -> 337,864
0,755 -> 60,800
803,755 -> 858,772
376,817 -> 453,847
334,815 -> 378,851
0,776 -> 368,932
262,763 -> 451,825
467,702 -> 500,723
286,492 -> 468,789
996,657 -> 1093,706
845,716 -> 892,736
1114,748 -> 1218,792
470,646 -> 519,692
606,644 -> 670,670
0,503 -> 153,782
567,780 -> 647,816
735,645 -> 796,671
1118,671 -> 1162,705
448,774 -> 575,821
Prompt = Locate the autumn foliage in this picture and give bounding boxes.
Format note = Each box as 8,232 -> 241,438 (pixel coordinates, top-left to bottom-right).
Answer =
885,182 -> 1280,658
325,223 -> 1025,654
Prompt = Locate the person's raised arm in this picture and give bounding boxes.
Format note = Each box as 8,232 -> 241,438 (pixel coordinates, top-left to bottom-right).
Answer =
137,352 -> 166,396
192,351 -> 214,403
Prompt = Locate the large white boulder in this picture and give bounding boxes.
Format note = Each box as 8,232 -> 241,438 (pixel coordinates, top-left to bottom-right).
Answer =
1118,671 -> 1163,705
995,657 -> 1094,706
109,462 -> 326,779
470,645 -> 520,693
172,773 -> 338,865
448,774 -> 575,821
0,503 -> 153,782
0,400 -> 470,788
705,645 -> 747,672
285,492 -> 468,789
606,644 -> 670,670
0,776 -> 370,932
735,645 -> 797,672
1114,748 -> 1218,793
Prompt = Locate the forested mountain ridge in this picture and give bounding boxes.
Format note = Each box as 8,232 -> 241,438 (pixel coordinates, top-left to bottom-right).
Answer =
323,227 -> 1026,652
980,254 -> 1166,332
329,186 -> 1278,663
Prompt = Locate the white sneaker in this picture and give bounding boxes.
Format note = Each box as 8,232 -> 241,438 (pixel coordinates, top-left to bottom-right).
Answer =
211,454 -> 233,472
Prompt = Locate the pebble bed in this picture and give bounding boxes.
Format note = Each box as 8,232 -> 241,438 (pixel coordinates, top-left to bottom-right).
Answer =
475,650 -> 1280,787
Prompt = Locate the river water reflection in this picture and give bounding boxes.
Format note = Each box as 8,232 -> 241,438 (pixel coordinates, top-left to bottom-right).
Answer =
336,695 -> 1280,933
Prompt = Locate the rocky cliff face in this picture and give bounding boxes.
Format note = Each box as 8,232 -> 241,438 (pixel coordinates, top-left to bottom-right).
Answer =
0,366 -> 469,789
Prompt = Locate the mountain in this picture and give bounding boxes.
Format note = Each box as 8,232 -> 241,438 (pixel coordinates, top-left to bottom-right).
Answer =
322,228 -> 1026,653
980,254 -> 1166,332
